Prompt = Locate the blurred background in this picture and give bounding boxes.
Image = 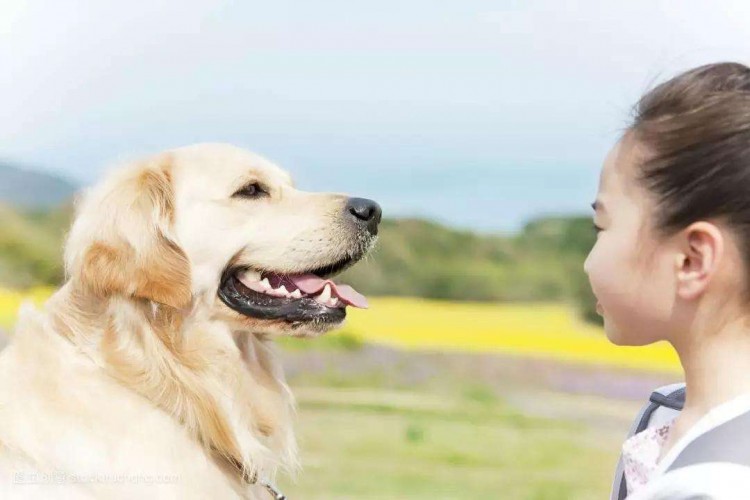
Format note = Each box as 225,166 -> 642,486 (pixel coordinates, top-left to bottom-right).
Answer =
1,1 -> 748,498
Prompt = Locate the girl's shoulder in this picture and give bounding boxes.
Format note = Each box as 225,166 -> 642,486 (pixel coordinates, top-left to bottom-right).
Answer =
629,462 -> 750,500
617,385 -> 750,499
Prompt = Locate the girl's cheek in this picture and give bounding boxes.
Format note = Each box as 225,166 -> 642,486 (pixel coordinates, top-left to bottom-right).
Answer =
586,235 -> 632,313
586,234 -> 675,345
585,238 -> 610,297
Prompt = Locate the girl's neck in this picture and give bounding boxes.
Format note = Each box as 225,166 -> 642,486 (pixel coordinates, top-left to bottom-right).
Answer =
674,315 -> 750,416
658,315 -> 750,462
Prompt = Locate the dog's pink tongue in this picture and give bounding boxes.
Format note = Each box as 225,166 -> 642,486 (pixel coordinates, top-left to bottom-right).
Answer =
290,274 -> 369,309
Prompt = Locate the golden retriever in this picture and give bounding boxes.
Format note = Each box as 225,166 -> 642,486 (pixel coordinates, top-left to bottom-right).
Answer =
0,143 -> 381,499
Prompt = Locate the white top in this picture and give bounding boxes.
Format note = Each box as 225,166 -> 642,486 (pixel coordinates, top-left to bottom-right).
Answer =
627,393 -> 750,499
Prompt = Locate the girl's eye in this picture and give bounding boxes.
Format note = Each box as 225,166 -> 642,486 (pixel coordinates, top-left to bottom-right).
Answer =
233,182 -> 268,199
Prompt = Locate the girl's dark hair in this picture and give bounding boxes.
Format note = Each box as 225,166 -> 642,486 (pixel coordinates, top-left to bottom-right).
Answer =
631,62 -> 750,258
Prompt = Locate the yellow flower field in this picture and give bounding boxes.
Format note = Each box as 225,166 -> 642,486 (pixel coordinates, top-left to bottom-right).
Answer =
0,289 -> 681,373
343,297 -> 681,373
0,287 -> 54,330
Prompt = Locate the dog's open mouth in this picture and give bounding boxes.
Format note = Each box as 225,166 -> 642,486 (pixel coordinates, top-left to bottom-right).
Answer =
218,259 -> 367,324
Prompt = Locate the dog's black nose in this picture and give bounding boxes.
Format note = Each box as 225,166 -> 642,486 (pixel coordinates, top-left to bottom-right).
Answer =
346,197 -> 382,235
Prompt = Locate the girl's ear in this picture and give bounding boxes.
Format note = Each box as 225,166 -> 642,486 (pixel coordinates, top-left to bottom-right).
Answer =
64,155 -> 192,309
675,221 -> 724,301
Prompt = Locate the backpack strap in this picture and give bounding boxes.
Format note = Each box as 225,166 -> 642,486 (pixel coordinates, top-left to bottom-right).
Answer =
611,383 -> 686,500
649,385 -> 686,412
666,405 -> 750,472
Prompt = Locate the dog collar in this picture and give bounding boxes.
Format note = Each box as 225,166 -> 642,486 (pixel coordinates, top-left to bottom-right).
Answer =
235,461 -> 286,499
260,478 -> 286,500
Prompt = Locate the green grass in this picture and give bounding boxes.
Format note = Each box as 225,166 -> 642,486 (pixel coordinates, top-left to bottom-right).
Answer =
280,387 -> 620,499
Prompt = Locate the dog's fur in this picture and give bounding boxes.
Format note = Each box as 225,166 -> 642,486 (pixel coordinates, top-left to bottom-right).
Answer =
0,144 -> 373,499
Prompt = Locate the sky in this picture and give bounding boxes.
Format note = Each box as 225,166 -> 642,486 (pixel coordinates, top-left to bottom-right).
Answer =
1,1 -> 750,232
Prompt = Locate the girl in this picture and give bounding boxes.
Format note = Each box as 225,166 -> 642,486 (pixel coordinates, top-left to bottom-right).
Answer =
587,62 -> 750,499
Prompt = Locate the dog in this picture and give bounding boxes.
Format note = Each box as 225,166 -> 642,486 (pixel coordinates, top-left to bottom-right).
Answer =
0,143 -> 381,499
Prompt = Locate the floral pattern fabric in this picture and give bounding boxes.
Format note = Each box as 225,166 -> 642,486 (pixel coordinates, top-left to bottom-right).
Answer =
621,421 -> 673,496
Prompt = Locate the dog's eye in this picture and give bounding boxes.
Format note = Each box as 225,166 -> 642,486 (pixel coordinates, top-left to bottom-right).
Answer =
233,182 -> 268,199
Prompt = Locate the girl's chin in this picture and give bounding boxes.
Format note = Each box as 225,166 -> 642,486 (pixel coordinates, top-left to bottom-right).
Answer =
604,322 -> 657,347
603,325 -> 630,346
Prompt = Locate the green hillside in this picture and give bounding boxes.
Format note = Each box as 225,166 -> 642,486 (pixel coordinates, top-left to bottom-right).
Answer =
339,217 -> 598,322
0,204 -> 71,287
0,204 -> 598,322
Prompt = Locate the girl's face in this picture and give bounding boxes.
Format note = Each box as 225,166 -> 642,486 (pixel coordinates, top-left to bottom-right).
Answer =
584,137 -> 680,346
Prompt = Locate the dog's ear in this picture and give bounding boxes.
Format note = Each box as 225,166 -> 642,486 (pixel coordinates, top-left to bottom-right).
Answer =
65,155 -> 192,309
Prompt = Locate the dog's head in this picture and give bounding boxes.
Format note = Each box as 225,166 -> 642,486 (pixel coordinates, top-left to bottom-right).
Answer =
64,143 -> 380,337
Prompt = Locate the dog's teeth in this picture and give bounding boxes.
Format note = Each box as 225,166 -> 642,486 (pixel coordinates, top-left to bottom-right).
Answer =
277,285 -> 289,297
260,278 -> 271,291
317,283 -> 332,304
240,270 -> 262,283
290,289 -> 302,299
328,297 -> 339,307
